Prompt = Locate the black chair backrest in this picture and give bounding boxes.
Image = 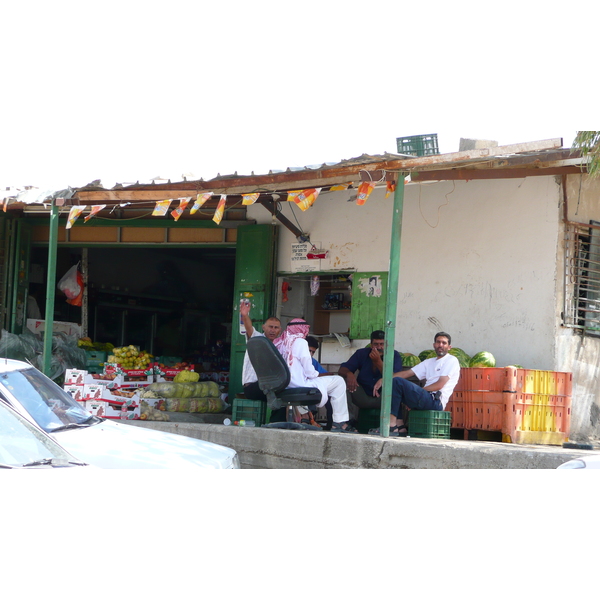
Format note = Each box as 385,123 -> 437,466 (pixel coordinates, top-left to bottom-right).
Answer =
246,336 -> 290,394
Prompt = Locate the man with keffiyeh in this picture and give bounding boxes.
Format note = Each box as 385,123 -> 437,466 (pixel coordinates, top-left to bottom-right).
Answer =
274,318 -> 358,433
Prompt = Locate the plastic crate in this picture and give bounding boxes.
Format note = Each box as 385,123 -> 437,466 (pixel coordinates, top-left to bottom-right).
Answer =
408,410 -> 451,439
453,367 -> 517,393
514,370 -> 572,396
447,390 -> 506,431
155,356 -> 182,367
85,350 -> 107,366
357,408 -> 380,434
447,389 -> 572,445
396,134 -> 439,157
232,398 -> 267,426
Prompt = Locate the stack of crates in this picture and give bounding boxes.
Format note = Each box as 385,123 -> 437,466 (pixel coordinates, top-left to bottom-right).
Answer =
85,350 -> 106,374
396,133 -> 440,157
232,397 -> 267,426
408,410 -> 451,439
446,367 -> 572,445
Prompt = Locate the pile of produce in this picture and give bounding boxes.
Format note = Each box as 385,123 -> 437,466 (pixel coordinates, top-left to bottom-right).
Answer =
140,381 -> 225,413
140,400 -> 170,421
107,345 -> 153,370
77,337 -> 114,353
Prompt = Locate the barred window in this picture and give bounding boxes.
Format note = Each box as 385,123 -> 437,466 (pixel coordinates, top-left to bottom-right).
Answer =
564,220 -> 600,334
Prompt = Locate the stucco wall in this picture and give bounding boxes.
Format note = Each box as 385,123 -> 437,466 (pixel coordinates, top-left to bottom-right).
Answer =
555,173 -> 600,440
250,176 -> 562,369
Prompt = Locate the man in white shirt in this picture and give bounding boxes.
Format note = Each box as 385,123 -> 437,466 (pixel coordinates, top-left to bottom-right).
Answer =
373,332 -> 460,436
240,301 -> 281,401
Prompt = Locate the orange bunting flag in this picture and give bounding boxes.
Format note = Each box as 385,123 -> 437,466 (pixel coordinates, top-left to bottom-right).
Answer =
190,192 -> 213,214
152,199 -> 172,216
330,183 -> 351,191
242,193 -> 260,206
171,197 -> 192,221
212,195 -> 227,224
356,182 -> 376,205
84,204 -> 106,222
287,190 -> 301,202
291,188 -> 321,211
385,181 -> 396,198
66,205 -> 86,229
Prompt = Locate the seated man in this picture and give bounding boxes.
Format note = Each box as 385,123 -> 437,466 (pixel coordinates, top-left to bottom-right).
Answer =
338,330 -> 403,410
275,318 -> 357,433
239,300 -> 282,401
372,331 -> 460,436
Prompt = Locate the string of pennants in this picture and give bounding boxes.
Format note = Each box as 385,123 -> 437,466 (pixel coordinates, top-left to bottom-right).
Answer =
64,179 -> 399,230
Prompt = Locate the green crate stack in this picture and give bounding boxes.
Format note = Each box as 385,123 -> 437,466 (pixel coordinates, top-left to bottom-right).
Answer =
408,410 -> 451,439
396,134 -> 439,157
85,350 -> 106,374
357,408 -> 381,434
232,398 -> 267,426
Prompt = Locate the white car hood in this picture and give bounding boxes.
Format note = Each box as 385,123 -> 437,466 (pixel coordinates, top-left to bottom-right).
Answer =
51,420 -> 237,469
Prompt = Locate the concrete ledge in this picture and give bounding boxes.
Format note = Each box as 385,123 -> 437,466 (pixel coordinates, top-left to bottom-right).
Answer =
124,421 -> 594,469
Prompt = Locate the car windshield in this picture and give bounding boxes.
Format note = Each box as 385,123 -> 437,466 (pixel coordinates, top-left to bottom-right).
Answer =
0,366 -> 93,433
0,399 -> 84,468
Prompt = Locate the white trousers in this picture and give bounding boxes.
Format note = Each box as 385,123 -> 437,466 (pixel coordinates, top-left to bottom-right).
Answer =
316,375 -> 349,423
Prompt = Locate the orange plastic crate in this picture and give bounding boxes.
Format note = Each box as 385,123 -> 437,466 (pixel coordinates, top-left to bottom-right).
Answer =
448,391 -> 505,431
453,367 -> 518,393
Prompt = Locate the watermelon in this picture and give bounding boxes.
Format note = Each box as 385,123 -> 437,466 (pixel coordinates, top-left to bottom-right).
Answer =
418,349 -> 437,361
402,353 -> 421,368
505,364 -> 524,369
449,348 -> 471,368
469,351 -> 496,368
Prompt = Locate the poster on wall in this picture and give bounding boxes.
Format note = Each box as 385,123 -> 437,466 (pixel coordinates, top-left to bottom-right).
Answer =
291,241 -> 326,273
358,274 -> 382,297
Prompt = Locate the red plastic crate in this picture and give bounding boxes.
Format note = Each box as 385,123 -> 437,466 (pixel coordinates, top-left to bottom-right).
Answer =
505,393 -> 572,437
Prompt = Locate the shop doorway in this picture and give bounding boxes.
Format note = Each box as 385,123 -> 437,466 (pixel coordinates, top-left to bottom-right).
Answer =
29,245 -> 236,366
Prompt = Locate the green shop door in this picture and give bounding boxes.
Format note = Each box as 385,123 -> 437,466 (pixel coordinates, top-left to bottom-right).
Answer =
228,224 -> 277,399
350,271 -> 388,339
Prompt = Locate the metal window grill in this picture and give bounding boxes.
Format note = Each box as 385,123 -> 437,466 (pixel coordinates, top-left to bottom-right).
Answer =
564,221 -> 600,334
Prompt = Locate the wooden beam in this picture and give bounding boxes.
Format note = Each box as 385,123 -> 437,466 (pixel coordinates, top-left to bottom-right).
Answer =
411,165 -> 582,181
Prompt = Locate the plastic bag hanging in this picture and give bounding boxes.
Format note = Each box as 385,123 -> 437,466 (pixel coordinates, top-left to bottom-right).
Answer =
57,264 -> 84,306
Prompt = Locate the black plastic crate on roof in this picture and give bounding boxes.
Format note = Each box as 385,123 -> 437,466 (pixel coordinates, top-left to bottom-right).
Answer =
396,134 -> 440,157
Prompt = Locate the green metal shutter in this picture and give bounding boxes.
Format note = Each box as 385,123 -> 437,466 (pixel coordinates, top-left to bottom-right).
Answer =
350,271 -> 388,339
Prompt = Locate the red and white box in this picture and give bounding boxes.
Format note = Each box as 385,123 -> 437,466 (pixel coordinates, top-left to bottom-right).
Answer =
64,385 -> 84,402
83,384 -> 104,400
65,369 -> 87,385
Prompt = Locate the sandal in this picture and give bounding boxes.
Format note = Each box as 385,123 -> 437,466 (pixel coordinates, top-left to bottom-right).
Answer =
331,421 -> 359,433
368,425 -> 405,437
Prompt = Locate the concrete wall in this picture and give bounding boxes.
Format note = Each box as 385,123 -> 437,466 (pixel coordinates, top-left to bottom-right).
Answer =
555,174 -> 600,440
126,421 -> 591,469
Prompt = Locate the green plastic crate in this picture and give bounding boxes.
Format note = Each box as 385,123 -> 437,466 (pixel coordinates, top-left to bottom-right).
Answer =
357,408 -> 381,434
232,398 -> 267,426
408,410 -> 451,439
396,134 -> 439,157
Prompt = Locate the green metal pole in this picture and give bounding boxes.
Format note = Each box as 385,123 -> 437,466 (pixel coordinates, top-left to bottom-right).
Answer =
43,200 -> 60,376
380,174 -> 406,437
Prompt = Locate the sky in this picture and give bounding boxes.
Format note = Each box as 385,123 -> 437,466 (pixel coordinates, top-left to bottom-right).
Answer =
0,1 -> 592,192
